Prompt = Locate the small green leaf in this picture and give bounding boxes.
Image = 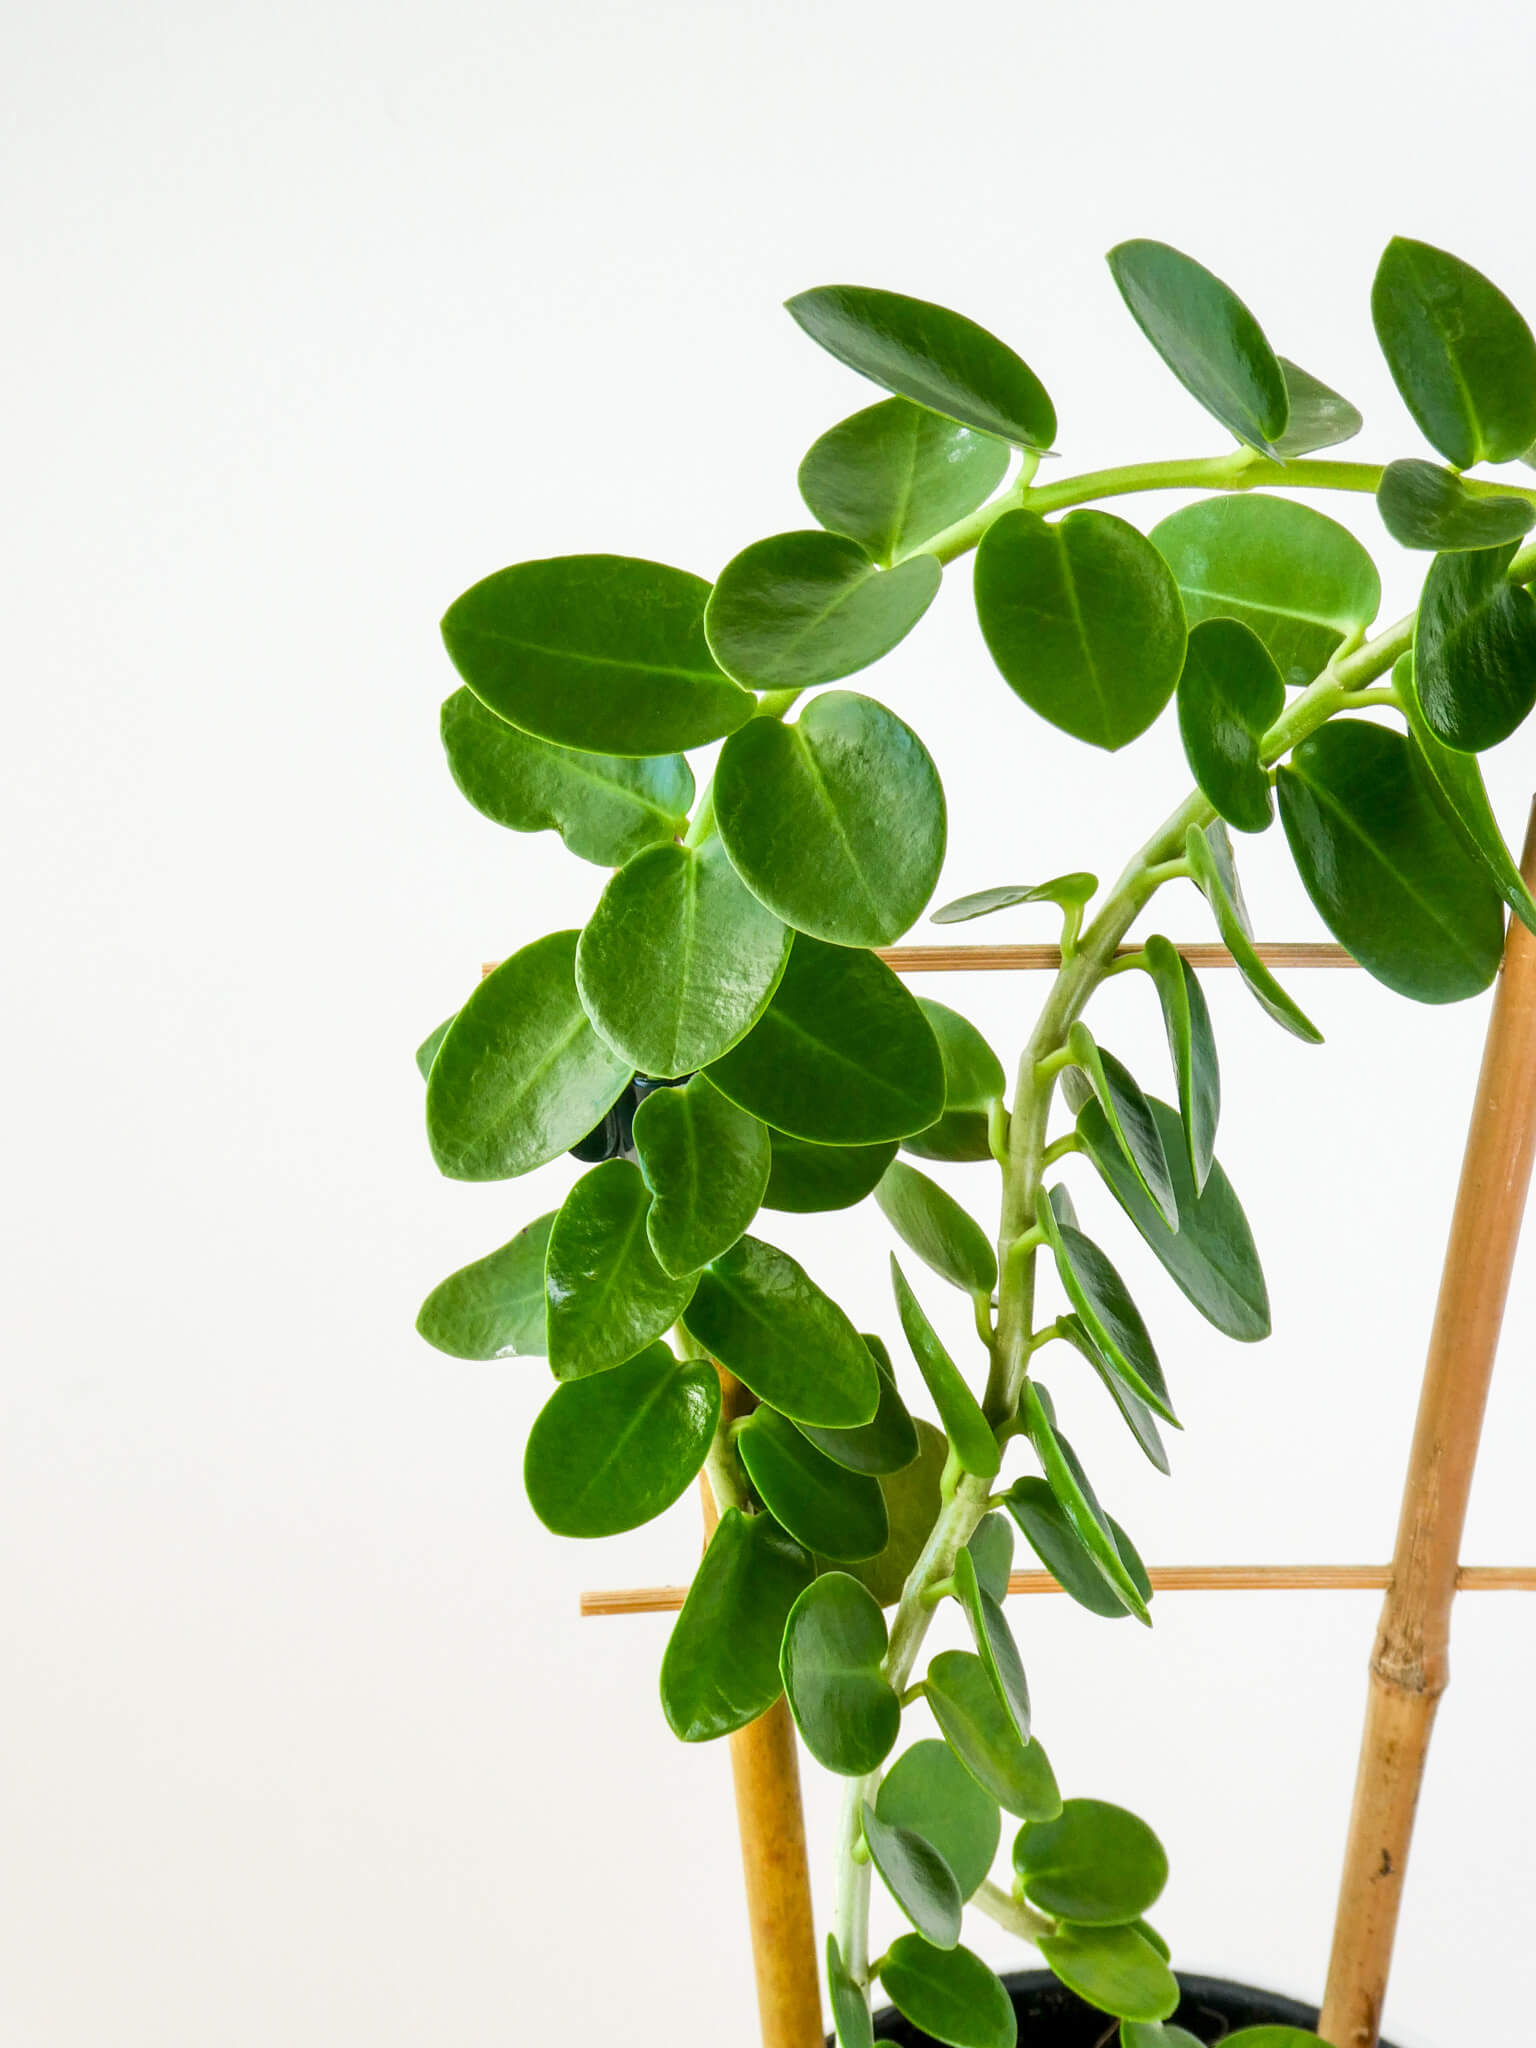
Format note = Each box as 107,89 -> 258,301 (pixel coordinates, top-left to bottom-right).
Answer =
426,932 -> 633,1181
838,1420 -> 948,1605
707,935 -> 945,1145
416,1212 -> 554,1359
1107,239 -> 1288,456
931,873 -> 1098,925
736,1408 -> 889,1561
631,1075 -> 770,1277
796,1335 -> 920,1476
890,1257 -> 999,1478
714,689 -> 946,946
1018,1386 -> 1150,1624
705,530 -> 941,692
966,1512 -> 1014,1602
787,284 -> 1056,451
1121,2025 -> 1203,2048
863,1801 -> 963,1949
1005,1473 -> 1152,1620
1058,1318 -> 1169,1475
1277,720 -> 1505,1003
682,1234 -> 879,1428
1413,540 -> 1536,753
799,398 -> 1011,566
780,1572 -> 900,1775
878,1740 -> 1000,1900
763,1131 -> 898,1211
1372,237 -> 1536,470
442,554 -> 753,756
1222,2032 -> 1334,2046
879,1938 -> 1018,2048
576,838 -> 791,1078
439,687 -> 694,864
1150,495 -> 1381,689
953,1546 -> 1030,1743
660,1507 -> 814,1741
1142,937 -> 1220,1191
877,1160 -> 997,1298
1377,461 -> 1536,553
1130,1920 -> 1172,1964
1274,358 -> 1363,457
903,1000 -> 1008,1165
545,1161 -> 697,1380
827,1934 -> 875,2048
523,1341 -> 719,1537
1065,1026 -> 1177,1228
923,1649 -> 1061,1820
1014,1798 -> 1168,1924
975,510 -> 1186,751
415,1014 -> 456,1080
1176,618 -> 1285,833
1038,1924 -> 1179,2024
1186,822 -> 1324,1042
1077,1096 -> 1270,1343
1039,1198 -> 1176,1423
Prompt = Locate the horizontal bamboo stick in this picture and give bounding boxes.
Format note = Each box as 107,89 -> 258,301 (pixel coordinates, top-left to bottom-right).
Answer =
482,940 -> 1357,980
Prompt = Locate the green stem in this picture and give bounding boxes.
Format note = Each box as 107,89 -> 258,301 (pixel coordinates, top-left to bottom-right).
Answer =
971,1878 -> 1058,1945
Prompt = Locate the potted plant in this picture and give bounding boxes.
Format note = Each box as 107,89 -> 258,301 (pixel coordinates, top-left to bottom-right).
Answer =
414,233 -> 1536,2047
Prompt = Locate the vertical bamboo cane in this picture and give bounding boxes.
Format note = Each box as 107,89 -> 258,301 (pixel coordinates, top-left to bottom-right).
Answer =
1319,800 -> 1536,2048
698,1373 -> 824,2048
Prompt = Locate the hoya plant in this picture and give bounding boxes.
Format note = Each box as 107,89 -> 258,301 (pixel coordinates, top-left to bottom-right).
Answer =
416,237 -> 1536,2047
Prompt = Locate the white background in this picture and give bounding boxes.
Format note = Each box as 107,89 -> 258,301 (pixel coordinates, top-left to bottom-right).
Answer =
6,3 -> 1536,2042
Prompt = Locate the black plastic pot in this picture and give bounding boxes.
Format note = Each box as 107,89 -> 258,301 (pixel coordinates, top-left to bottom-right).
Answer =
858,1970 -> 1405,2045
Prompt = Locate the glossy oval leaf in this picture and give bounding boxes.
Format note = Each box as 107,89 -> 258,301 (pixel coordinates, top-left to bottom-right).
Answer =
660,1508 -> 814,1741
931,872 -> 1099,925
706,935 -> 945,1145
975,510 -> 1186,751
576,838 -> 791,1078
1037,1924 -> 1179,2024
714,689 -> 946,946
879,1938 -> 1018,2048
1121,2027 -> 1203,2048
1065,1026 -> 1177,1228
1020,1385 -> 1150,1624
631,1074 -> 770,1277
523,1341 -> 719,1537
924,1649 -> 1060,1820
1039,1199 -> 1176,1421
1413,540 -> 1536,753
415,1013 -> 456,1081
1377,460 -> 1536,553
838,1420 -> 948,1605
1107,239 -> 1288,456
1277,720 -> 1505,1002
953,1546 -> 1030,1743
416,1212 -> 554,1359
736,1408 -> 889,1560
1150,495 -> 1380,688
877,1160 -> 997,1298
763,1130 -> 898,1211
862,1800 -> 963,1949
878,1740 -> 1000,1901
1143,936 -> 1219,1191
828,1934 -> 875,2048
891,1257 -> 999,1478
786,284 -> 1056,451
426,931 -> 633,1181
682,1234 -> 879,1427
779,1572 -> 900,1775
1186,822 -> 1324,1042
1371,237 -> 1536,469
796,1335 -> 920,1476
1221,2032 -> 1334,2047
1005,1474 -> 1152,1620
442,554 -> 753,756
705,530 -> 941,691
439,687 -> 693,865
545,1161 -> 697,1380
903,999 -> 1008,1164
1014,1798 -> 1168,1924
967,1513 -> 1014,1603
1274,358 -> 1363,457
1057,1318 -> 1169,1475
1176,617 -> 1285,833
799,397 -> 1011,566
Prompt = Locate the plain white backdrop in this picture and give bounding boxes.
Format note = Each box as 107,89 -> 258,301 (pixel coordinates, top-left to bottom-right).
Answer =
7,2 -> 1536,2041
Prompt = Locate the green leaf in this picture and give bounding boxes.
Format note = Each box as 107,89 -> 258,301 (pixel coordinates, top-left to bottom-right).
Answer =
827,1934 -> 875,2048
439,687 -> 693,865
837,1420 -> 948,1605
523,1341 -> 719,1537
631,1075 -> 770,1277
1277,720 -> 1506,1003
1377,461 -> 1536,553
862,1800 -> 963,1949
975,511 -> 1186,751
953,1546 -> 1030,1743
931,872 -> 1098,925
1014,1799 -> 1168,1924
736,1408 -> 889,1561
1038,1198 -> 1176,1423
1005,1473 -> 1152,1620
705,531 -> 941,692
966,1512 -> 1014,1602
682,1234 -> 879,1428
923,1649 -> 1061,1820
442,554 -> 753,756
1018,1385 -> 1150,1624
779,1572 -> 900,1774
1057,1319 -> 1169,1475
1176,618 -> 1285,833
879,1938 -> 1018,2048
1121,2026 -> 1203,2048
890,1257 -> 999,1478
1107,239 -> 1288,456
796,1335 -> 920,1476
707,935 -> 945,1145
877,1160 -> 997,1298
902,999 -> 1008,1164
576,838 -> 791,1078
878,1740 -> 1000,1901
1130,1920 -> 1172,1964
799,398 -> 1011,566
1037,1924 -> 1179,2024
1065,1026 -> 1177,1229
1150,495 -> 1380,689
1414,540 -> 1536,753
1186,822 -> 1324,1042
426,931 -> 633,1181
545,1161 -> 697,1380
714,689 -> 946,947
415,1013 -> 456,1080
1077,1096 -> 1270,1342
1142,936 -> 1219,1191
1371,236 -> 1536,470
786,284 -> 1056,451
1274,358 -> 1363,457
1395,654 -> 1536,937
416,1212 -> 554,1359
660,1507 -> 814,1741
1222,2032 -> 1334,2046
763,1131 -> 898,1211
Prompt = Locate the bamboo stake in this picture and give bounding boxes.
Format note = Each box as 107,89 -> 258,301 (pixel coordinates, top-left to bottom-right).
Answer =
484,940 -> 1358,980
1319,800 -> 1536,2048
